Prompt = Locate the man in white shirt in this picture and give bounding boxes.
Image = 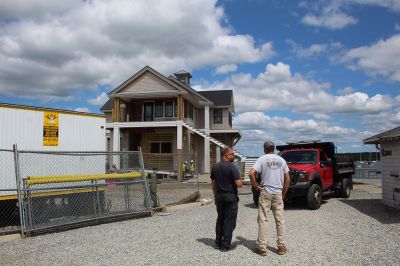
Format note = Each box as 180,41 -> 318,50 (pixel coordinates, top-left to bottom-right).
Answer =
249,140 -> 290,256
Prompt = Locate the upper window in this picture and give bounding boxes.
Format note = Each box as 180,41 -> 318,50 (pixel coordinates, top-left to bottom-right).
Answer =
214,109 -> 222,124
188,103 -> 194,119
155,101 -> 163,117
165,101 -> 174,117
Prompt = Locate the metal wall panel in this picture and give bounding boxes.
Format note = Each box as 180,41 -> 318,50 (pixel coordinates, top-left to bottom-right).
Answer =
0,106 -> 105,151
0,106 -> 106,197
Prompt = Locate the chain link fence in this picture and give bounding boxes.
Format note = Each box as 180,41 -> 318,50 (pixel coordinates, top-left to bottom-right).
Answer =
0,149 -> 20,234
141,152 -> 210,207
1,149 -> 211,236
1,149 -> 152,237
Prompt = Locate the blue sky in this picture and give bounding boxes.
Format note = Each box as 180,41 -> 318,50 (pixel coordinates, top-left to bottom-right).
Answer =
0,0 -> 399,156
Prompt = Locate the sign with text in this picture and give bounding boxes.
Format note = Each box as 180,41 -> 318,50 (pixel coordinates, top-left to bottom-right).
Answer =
43,112 -> 59,146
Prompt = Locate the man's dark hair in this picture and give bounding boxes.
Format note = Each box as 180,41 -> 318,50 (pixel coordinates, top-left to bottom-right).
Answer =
221,147 -> 232,157
263,140 -> 275,151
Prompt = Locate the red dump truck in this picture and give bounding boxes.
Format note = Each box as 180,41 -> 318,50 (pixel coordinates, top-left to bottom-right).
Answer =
252,141 -> 355,209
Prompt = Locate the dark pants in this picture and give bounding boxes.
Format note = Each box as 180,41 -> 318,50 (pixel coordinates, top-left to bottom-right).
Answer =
215,193 -> 239,249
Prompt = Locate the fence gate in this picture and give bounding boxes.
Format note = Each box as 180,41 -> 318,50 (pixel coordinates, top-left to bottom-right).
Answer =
14,150 -> 152,237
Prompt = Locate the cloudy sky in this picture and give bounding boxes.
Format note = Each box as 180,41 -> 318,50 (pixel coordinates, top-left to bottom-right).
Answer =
1,0 -> 399,156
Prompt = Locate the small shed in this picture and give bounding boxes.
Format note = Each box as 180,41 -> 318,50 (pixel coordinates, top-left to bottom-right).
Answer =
364,126 -> 400,210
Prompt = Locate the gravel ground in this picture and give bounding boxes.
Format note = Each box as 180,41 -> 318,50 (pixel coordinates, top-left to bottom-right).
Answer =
1,184 -> 399,266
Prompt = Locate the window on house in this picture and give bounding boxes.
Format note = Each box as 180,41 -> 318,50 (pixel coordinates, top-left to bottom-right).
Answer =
174,100 -> 177,117
150,142 -> 160,153
214,109 -> 222,124
165,101 -> 173,117
161,142 -> 172,153
149,142 -> 172,153
188,103 -> 194,119
229,112 -> 232,127
155,101 -> 163,117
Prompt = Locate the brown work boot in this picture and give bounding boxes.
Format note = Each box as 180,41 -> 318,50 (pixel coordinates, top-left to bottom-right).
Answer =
255,248 -> 267,256
278,245 -> 287,255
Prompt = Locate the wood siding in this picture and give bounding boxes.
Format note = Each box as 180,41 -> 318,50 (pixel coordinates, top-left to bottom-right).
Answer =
381,139 -> 400,209
118,72 -> 179,94
142,132 -> 174,171
210,108 -> 231,130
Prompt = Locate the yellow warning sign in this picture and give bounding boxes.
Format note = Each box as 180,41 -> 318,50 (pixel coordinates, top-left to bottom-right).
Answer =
43,112 -> 59,146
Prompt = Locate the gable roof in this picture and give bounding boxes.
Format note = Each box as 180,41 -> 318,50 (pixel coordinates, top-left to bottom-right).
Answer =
198,90 -> 233,107
363,126 -> 400,144
108,66 -> 186,96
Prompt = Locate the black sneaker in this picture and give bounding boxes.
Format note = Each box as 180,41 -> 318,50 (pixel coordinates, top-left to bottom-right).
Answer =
220,245 -> 236,252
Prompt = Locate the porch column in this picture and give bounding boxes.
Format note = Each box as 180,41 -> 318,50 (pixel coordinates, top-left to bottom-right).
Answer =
177,124 -> 183,180
113,98 -> 120,122
178,95 -> 184,120
113,126 -> 120,151
204,105 -> 210,173
216,146 -> 221,163
111,126 -> 121,170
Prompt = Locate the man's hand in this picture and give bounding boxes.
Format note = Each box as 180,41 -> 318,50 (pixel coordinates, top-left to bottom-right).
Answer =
249,168 -> 260,191
282,172 -> 290,200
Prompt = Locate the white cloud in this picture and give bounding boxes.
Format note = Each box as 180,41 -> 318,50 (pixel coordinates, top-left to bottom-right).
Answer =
233,112 -> 361,155
313,113 -> 330,120
287,41 -> 328,58
302,12 -> 357,30
300,0 -> 400,30
0,0 -> 275,99
351,0 -> 400,12
74,107 -> 91,113
0,0 -> 82,19
215,64 -> 237,74
88,92 -> 109,106
340,34 -> 400,81
395,23 -> 400,31
338,86 -> 355,95
203,62 -> 393,115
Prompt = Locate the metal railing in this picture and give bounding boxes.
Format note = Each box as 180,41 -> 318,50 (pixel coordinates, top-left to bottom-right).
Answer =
353,167 -> 382,179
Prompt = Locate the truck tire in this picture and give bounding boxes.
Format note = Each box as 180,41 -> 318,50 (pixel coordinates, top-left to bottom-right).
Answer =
340,178 -> 351,198
307,184 -> 322,210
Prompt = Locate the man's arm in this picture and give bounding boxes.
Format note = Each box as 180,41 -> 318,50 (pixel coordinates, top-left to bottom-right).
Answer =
249,168 -> 261,192
234,178 -> 243,188
211,179 -> 217,198
282,172 -> 290,199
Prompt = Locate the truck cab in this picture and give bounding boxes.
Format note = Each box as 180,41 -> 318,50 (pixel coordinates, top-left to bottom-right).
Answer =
279,148 -> 334,190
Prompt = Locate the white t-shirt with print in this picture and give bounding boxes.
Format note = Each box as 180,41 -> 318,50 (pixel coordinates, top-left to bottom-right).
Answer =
252,153 -> 289,194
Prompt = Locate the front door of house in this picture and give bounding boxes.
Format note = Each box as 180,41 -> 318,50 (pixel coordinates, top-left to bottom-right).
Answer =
144,102 -> 153,121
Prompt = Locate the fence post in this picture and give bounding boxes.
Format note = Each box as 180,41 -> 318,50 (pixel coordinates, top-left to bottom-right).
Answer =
139,148 -> 151,208
149,173 -> 158,207
13,144 -> 25,238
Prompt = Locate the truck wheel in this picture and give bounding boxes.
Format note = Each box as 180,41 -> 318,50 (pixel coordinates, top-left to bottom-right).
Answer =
340,178 -> 351,198
307,184 -> 322,210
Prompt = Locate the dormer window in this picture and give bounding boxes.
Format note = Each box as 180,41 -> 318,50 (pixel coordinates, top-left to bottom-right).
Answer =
214,109 -> 222,124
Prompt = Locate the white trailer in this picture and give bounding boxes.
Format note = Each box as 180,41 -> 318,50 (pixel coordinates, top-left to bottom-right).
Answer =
0,103 -> 105,151
0,103 -> 106,225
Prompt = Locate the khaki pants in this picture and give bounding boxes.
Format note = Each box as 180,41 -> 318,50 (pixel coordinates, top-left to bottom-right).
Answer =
256,190 -> 285,251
